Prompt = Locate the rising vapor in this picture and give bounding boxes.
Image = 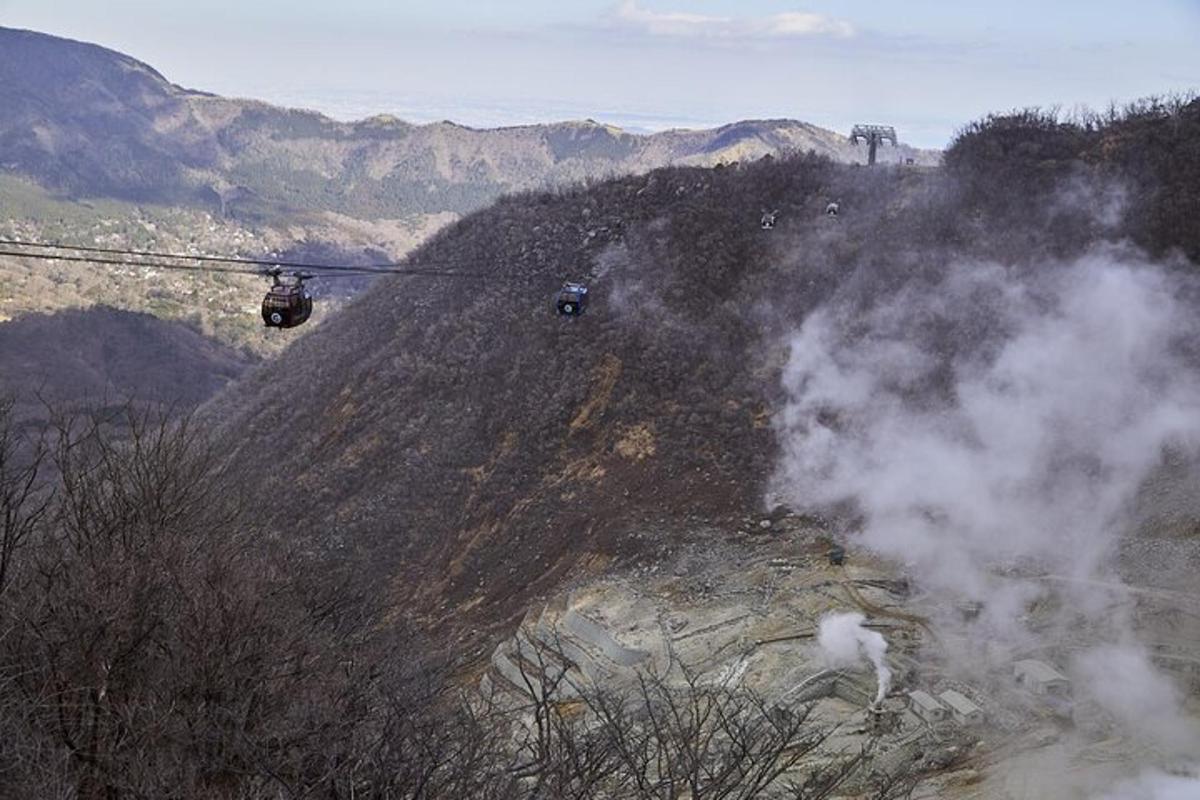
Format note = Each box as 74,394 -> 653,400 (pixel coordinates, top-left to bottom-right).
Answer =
817,611 -> 892,704
775,246 -> 1200,758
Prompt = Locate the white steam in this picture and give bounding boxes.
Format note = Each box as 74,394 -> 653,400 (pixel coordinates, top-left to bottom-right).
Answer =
817,611 -> 892,704
776,253 -> 1200,598
1075,645 -> 1200,755
776,249 -> 1200,754
1095,767 -> 1200,800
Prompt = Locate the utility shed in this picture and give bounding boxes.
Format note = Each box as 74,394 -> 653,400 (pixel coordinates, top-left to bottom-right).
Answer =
939,689 -> 984,725
1013,659 -> 1071,697
908,690 -> 948,724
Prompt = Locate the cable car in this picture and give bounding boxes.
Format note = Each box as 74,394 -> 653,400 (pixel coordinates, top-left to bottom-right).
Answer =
262,268 -> 313,328
556,282 -> 589,316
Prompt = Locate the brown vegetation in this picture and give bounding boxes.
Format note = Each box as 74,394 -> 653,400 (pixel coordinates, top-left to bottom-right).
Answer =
945,94 -> 1200,262
207,93 -> 1200,647
0,401 -> 922,798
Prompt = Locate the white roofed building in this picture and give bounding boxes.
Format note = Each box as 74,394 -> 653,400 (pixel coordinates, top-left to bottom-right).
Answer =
1013,659 -> 1071,697
908,690 -> 948,724
939,689 -> 984,725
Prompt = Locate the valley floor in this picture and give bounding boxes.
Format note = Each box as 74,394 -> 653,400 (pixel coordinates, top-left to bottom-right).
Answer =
479,515 -> 1200,798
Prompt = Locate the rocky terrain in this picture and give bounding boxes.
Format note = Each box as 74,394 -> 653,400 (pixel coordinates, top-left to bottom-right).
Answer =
477,511 -> 1200,798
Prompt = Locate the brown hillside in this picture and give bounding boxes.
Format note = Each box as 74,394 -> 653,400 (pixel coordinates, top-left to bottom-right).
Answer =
0,305 -> 255,423
206,154 -> 935,636
209,102 -> 1200,641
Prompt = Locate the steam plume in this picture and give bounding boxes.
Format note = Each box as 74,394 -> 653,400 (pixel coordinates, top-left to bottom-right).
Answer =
776,253 -> 1200,599
817,611 -> 892,704
776,249 -> 1200,759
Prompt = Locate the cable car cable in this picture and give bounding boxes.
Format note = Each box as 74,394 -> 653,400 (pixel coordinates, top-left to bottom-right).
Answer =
0,247 -> 489,279
1,241 -> 564,332
0,248 -> 268,275
0,237 -> 413,272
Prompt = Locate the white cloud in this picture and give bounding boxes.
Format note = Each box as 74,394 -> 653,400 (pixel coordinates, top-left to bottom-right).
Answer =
769,11 -> 854,38
612,1 -> 854,40
614,1 -> 732,36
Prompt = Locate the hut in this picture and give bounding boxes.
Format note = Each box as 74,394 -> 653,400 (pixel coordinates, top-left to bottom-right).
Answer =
1013,659 -> 1071,697
908,690 -> 948,724
939,689 -> 984,725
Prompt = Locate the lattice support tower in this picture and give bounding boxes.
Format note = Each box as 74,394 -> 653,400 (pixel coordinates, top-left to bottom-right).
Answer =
849,124 -> 898,166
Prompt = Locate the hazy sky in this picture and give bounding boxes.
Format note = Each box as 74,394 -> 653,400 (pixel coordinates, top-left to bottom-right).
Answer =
2,1 -> 1197,146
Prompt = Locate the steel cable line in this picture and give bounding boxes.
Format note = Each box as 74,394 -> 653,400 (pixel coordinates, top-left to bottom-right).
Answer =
0,244 -> 490,279
0,248 -> 267,275
0,237 -> 568,332
0,237 -> 412,271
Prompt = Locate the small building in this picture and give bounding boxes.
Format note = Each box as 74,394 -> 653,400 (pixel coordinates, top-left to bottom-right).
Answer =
957,600 -> 984,621
1013,659 -> 1071,697
908,690 -> 948,724
939,689 -> 984,726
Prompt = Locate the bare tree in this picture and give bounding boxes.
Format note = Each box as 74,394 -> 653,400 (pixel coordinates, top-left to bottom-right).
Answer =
573,665 -> 834,800
0,398 -> 51,597
0,403 -> 925,799
0,405 -> 385,798
505,635 -> 620,800
493,636 -> 921,800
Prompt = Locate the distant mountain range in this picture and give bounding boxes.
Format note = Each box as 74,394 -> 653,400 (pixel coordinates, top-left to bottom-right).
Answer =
0,26 -> 938,221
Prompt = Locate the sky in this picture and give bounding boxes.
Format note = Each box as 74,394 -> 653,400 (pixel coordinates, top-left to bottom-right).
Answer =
1,1 -> 1197,147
